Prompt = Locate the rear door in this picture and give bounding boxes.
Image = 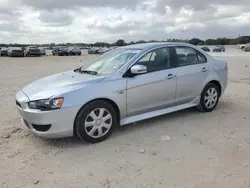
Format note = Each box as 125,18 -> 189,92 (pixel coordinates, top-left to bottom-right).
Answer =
174,46 -> 210,104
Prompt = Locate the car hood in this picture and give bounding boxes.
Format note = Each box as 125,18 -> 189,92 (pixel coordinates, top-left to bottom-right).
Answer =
22,71 -> 105,101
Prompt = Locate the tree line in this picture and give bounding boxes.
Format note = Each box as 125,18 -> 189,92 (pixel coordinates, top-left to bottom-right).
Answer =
1,36 -> 249,48
115,36 -> 250,46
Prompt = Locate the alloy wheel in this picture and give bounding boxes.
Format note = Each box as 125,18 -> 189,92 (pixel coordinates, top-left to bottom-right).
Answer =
204,88 -> 218,109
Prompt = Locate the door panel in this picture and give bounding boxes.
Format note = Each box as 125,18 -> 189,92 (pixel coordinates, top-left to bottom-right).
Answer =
125,47 -> 177,117
126,69 -> 177,116
174,46 -> 210,104
176,64 -> 209,104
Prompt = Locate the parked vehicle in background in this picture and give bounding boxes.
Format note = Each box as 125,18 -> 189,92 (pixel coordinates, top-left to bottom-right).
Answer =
8,47 -> 24,57
25,46 -> 41,57
52,47 -> 70,56
39,47 -> 46,55
201,46 -> 210,52
98,47 -> 110,54
81,46 -> 90,50
244,43 -> 250,52
88,47 -> 99,54
213,45 -> 225,52
0,47 -> 8,56
239,44 -> 245,50
69,47 -> 81,56
15,42 -> 228,143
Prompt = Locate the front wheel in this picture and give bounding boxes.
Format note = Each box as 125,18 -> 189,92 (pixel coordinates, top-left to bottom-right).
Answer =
75,100 -> 117,143
198,83 -> 220,112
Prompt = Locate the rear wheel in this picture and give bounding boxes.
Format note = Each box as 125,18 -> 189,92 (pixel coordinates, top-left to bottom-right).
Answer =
75,100 -> 117,143
198,83 -> 219,112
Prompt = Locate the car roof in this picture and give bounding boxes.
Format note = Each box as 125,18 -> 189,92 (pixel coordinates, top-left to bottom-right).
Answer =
120,42 -> 215,62
121,42 -> 197,50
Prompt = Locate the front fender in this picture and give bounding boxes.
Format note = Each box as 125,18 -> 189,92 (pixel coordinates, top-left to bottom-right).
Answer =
59,77 -> 127,119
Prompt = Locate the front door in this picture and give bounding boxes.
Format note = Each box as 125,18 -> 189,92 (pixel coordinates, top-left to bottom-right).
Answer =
126,47 -> 177,116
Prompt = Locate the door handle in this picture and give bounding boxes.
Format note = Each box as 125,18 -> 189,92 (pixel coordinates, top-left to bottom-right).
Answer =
201,67 -> 208,72
166,74 -> 176,79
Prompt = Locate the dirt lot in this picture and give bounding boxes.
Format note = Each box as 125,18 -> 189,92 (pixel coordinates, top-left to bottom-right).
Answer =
1,52 -> 250,188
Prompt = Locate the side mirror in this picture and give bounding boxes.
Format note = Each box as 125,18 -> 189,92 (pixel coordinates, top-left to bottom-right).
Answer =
130,65 -> 147,75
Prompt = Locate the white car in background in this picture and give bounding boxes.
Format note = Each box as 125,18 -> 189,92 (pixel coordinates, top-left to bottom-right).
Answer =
39,47 -> 46,55
98,47 -> 110,54
244,43 -> 250,52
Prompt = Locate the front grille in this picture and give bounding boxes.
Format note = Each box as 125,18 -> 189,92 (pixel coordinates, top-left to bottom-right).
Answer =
12,50 -> 23,54
30,49 -> 39,52
16,101 -> 21,108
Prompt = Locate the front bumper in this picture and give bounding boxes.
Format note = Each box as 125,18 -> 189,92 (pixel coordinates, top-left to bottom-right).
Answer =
11,53 -> 24,57
58,52 -> 69,55
16,91 -> 80,138
1,52 -> 8,56
28,52 -> 41,55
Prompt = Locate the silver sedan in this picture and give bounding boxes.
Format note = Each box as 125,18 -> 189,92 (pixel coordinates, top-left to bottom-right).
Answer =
16,42 -> 228,143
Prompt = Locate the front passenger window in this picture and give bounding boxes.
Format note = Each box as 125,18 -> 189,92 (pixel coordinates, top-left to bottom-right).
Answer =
139,52 -> 152,62
136,48 -> 170,73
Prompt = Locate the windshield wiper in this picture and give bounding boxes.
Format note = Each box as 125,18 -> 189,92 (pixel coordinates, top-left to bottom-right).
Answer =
80,69 -> 98,75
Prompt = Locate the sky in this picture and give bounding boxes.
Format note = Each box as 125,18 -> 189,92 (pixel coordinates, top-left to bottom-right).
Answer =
0,0 -> 250,44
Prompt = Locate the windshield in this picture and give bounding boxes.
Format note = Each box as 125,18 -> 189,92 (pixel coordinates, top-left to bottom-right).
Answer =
81,48 -> 140,75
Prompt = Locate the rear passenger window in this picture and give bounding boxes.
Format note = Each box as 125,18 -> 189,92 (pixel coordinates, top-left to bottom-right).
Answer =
175,46 -> 198,67
197,51 -> 207,63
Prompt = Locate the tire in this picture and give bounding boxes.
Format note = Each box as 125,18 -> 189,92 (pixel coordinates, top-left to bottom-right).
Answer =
198,83 -> 220,112
75,100 -> 117,143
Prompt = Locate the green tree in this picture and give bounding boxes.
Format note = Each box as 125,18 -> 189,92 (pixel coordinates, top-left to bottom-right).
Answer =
205,39 -> 216,45
115,39 -> 126,46
189,38 -> 204,45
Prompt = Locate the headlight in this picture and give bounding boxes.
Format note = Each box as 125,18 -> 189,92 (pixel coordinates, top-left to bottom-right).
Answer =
28,97 -> 64,111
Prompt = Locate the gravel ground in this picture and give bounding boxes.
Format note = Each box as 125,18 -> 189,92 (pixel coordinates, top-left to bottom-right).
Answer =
1,51 -> 250,188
